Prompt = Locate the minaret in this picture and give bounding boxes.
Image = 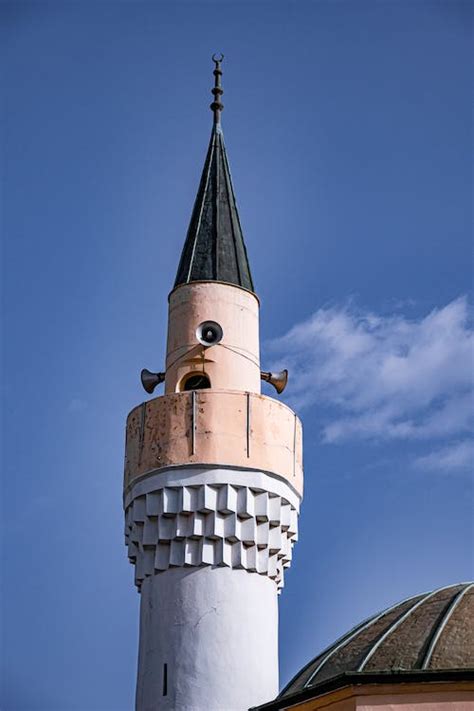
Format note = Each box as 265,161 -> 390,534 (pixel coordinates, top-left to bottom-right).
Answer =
124,56 -> 303,711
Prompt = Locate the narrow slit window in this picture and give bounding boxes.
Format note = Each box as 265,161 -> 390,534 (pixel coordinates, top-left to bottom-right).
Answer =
162,663 -> 168,696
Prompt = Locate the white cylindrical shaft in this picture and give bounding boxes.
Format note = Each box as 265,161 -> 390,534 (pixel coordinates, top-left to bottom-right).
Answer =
125,467 -> 301,710
136,566 -> 278,711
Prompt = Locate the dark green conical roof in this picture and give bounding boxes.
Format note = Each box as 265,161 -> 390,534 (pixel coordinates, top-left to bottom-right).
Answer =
174,57 -> 254,292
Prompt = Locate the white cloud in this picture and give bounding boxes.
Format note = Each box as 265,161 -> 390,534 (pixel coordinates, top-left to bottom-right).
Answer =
268,296 -> 474,452
413,440 -> 474,474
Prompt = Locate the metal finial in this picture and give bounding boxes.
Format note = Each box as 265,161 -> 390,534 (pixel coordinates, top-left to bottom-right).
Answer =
210,53 -> 224,125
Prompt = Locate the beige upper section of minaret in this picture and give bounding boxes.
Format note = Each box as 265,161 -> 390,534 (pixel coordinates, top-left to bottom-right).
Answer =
124,280 -> 303,498
124,389 -> 303,497
165,281 -> 260,394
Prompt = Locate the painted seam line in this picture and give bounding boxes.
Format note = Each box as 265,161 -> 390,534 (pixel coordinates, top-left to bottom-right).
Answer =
422,583 -> 474,669
357,583 -> 463,672
303,593 -> 421,688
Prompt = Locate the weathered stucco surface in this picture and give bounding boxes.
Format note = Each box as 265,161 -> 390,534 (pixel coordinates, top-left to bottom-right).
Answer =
124,390 -> 303,496
357,690 -> 474,711
137,566 -> 278,711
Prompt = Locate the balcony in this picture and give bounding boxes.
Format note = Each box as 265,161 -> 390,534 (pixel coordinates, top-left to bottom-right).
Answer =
124,390 -> 303,496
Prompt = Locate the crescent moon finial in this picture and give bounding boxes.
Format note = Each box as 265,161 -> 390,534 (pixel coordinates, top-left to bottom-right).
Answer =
210,54 -> 224,126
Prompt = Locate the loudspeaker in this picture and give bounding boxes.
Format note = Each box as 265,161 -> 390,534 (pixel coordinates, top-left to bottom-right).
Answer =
140,369 -> 165,394
196,321 -> 224,347
261,369 -> 288,394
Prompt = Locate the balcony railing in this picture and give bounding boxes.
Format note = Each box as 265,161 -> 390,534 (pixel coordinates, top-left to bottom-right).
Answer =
124,390 -> 303,496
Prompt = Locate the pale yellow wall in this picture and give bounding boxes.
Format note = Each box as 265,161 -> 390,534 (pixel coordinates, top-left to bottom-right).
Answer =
278,683 -> 474,711
356,690 -> 474,711
283,695 -> 355,711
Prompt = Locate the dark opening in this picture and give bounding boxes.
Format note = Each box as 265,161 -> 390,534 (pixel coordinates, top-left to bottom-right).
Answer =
201,326 -> 218,343
163,663 -> 168,696
182,374 -> 211,391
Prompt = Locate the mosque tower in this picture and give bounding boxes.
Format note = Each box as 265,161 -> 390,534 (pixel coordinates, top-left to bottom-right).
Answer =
123,56 -> 303,711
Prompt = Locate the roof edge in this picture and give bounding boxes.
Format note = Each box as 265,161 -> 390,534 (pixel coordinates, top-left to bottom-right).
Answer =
251,670 -> 474,711
168,279 -> 259,304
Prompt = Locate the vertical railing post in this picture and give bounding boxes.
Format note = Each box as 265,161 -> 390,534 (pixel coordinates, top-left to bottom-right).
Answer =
191,390 -> 196,455
246,392 -> 251,458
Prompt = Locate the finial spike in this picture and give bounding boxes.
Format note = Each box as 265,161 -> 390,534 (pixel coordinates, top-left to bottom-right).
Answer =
210,53 -> 224,125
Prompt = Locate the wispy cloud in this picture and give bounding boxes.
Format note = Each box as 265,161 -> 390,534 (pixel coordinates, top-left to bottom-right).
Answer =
268,297 -> 474,461
413,440 -> 474,474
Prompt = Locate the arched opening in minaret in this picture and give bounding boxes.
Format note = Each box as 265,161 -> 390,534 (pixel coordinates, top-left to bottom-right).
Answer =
181,373 -> 211,391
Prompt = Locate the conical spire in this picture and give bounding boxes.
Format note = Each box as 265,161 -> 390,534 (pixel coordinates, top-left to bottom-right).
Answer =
174,55 -> 254,293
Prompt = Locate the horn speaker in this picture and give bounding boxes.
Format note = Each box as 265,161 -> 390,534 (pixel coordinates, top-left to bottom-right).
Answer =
141,369 -> 165,394
196,320 -> 223,347
261,369 -> 288,394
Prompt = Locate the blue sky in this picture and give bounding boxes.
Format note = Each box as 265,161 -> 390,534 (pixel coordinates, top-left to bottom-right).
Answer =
2,2 -> 472,709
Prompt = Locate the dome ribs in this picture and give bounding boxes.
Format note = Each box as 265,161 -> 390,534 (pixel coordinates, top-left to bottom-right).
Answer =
279,582 -> 474,698
359,583 -> 465,672
424,583 -> 474,670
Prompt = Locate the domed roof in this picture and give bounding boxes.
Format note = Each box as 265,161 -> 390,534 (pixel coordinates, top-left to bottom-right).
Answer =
281,582 -> 474,698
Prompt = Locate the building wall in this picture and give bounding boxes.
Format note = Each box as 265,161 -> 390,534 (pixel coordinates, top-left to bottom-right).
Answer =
278,683 -> 474,711
356,690 -> 474,711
